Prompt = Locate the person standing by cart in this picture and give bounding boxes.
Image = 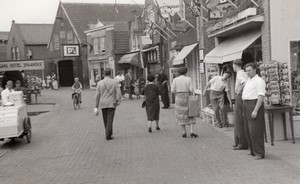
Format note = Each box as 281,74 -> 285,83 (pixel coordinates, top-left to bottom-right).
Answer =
242,63 -> 266,160
233,59 -> 249,150
1,80 -> 15,105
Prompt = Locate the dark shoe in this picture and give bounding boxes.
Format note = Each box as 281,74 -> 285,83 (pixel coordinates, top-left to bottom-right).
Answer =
182,133 -> 187,138
232,144 -> 238,148
156,126 -> 160,130
106,136 -> 113,140
190,133 -> 198,138
233,146 -> 248,150
148,127 -> 152,133
218,123 -> 223,128
224,124 -> 229,127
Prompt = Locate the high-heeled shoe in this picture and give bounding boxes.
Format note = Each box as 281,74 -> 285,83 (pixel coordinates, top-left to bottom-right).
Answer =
190,133 -> 198,138
148,127 -> 152,133
182,133 -> 187,138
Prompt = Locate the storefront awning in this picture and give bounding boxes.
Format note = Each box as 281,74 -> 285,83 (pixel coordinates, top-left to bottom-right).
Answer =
173,43 -> 198,66
118,53 -> 140,67
204,30 -> 261,64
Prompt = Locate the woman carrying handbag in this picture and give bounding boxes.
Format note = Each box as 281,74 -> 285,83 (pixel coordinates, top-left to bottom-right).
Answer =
171,67 -> 198,138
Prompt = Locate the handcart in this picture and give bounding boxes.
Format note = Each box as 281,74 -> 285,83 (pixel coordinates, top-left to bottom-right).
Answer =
0,91 -> 32,143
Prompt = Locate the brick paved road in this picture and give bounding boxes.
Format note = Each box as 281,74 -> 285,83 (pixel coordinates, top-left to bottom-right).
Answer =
0,89 -> 300,184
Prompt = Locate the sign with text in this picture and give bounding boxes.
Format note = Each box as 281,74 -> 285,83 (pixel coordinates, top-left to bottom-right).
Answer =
0,60 -> 44,72
63,45 -> 80,57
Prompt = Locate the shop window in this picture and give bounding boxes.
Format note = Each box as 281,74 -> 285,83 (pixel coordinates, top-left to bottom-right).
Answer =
290,41 -> 300,112
27,49 -> 33,59
99,37 -> 105,54
93,38 -> 99,55
15,47 -> 19,60
11,47 -> 15,60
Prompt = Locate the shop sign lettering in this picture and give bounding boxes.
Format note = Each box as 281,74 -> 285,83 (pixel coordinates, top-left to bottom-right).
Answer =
0,60 -> 44,71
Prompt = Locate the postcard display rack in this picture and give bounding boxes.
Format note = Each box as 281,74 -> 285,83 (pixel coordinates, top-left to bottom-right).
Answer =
259,62 -> 290,105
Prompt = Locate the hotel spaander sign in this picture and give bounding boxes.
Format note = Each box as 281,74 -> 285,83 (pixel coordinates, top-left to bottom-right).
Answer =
0,60 -> 44,71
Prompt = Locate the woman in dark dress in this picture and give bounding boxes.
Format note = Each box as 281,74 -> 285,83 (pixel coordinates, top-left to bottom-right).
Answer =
144,74 -> 160,133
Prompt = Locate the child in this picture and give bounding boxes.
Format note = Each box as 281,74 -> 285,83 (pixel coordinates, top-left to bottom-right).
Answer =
134,79 -> 141,99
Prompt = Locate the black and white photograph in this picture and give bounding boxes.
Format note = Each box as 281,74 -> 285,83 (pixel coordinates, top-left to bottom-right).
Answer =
1,0 -> 300,183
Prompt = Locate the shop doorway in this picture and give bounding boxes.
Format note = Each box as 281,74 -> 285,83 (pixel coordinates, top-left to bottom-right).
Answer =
58,60 -> 74,86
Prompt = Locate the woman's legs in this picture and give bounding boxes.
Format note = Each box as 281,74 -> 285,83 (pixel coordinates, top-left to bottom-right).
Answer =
190,124 -> 198,138
148,121 -> 152,133
181,125 -> 187,137
155,120 -> 160,130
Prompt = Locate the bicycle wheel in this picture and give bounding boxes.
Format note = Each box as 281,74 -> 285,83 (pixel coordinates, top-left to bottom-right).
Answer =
77,99 -> 81,109
73,97 -> 78,110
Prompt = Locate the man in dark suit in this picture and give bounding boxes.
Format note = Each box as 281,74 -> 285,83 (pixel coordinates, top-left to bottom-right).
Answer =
94,68 -> 122,140
158,69 -> 170,109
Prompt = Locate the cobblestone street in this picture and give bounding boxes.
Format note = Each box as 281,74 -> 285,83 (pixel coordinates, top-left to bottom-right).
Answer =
0,89 -> 300,184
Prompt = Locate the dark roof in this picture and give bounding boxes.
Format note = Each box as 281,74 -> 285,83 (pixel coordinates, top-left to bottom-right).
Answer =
62,2 -> 143,43
17,24 -> 53,44
0,32 -> 9,40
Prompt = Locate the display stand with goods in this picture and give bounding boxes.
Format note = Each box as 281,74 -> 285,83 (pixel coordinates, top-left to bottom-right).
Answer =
259,61 -> 290,106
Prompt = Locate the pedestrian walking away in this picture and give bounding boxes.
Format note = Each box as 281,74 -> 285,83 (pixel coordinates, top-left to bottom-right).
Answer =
242,62 -> 266,160
232,59 -> 249,150
94,68 -> 122,140
171,67 -> 198,138
159,69 -> 170,109
143,74 -> 160,133
203,71 -> 232,128
124,69 -> 133,100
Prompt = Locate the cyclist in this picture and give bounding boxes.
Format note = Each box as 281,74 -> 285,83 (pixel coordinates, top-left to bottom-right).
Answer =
71,77 -> 82,103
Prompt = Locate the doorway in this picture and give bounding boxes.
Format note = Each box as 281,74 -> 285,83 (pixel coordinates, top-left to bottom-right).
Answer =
58,60 -> 74,86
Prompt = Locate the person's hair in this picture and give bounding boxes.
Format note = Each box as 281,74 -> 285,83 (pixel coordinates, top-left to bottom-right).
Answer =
15,80 -> 21,85
6,80 -> 13,86
147,74 -> 155,82
223,70 -> 232,77
104,68 -> 112,76
233,59 -> 243,67
179,67 -> 188,75
243,62 -> 257,70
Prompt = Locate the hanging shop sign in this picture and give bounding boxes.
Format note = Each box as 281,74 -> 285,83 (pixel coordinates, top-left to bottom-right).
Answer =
63,45 -> 80,57
0,60 -> 44,71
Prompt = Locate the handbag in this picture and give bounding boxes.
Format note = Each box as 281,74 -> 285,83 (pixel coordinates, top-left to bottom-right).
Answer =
188,95 -> 200,117
142,100 -> 146,108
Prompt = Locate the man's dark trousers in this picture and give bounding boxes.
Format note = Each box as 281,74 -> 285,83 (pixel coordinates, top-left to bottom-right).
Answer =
234,93 -> 248,148
101,108 -> 116,139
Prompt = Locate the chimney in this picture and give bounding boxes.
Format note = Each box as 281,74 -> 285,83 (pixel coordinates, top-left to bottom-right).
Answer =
12,20 -> 15,24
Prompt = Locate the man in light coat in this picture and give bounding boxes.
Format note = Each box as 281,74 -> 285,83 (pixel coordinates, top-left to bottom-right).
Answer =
1,80 -> 15,105
94,68 -> 122,140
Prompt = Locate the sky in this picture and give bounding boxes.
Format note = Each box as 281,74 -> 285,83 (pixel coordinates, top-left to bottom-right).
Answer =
0,0 -> 145,32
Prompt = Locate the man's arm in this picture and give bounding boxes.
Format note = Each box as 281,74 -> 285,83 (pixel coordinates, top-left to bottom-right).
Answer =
95,83 -> 101,108
251,95 -> 264,119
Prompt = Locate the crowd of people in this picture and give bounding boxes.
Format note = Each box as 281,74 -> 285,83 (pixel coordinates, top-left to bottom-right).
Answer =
94,61 -> 266,160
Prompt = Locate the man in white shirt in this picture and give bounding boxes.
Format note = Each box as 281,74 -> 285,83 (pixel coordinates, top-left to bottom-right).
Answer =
204,71 -> 232,128
232,59 -> 249,150
242,63 -> 266,160
1,80 -> 15,105
114,70 -> 125,99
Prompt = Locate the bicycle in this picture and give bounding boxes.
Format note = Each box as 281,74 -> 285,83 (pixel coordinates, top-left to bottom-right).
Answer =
72,89 -> 81,110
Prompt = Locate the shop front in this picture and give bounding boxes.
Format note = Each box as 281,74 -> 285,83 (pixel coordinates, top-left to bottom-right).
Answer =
172,43 -> 202,93
118,52 -> 143,80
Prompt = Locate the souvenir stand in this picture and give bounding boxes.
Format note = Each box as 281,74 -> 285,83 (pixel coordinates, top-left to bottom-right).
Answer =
259,61 -> 295,145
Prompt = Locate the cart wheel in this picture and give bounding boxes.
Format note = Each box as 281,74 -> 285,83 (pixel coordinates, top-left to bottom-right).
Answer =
24,117 -> 32,143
